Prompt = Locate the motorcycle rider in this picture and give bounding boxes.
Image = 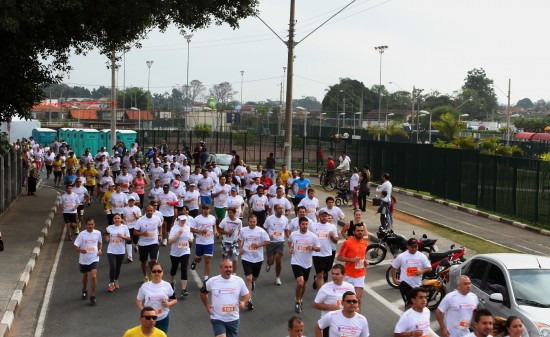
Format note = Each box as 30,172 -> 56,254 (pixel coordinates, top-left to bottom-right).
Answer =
436,275 -> 479,337
390,238 -> 432,310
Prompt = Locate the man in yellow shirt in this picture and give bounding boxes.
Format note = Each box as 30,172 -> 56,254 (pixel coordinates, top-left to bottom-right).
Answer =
82,162 -> 99,205
65,151 -> 79,172
122,306 -> 167,337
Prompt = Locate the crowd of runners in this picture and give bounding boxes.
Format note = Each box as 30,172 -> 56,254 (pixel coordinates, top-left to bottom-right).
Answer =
14,135 -> 522,337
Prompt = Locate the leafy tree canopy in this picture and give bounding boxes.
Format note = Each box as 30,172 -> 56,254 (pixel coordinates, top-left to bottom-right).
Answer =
516,98 -> 534,109
458,68 -> 498,120
321,78 -> 376,117
1,0 -> 260,123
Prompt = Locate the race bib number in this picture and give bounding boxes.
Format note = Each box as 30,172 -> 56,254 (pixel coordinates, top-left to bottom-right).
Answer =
247,244 -> 258,251
85,245 -> 97,253
255,202 -> 264,208
318,231 -> 329,239
355,259 -> 364,269
203,232 -> 211,238
298,189 -> 305,195
221,304 -> 235,313
297,245 -> 308,251
406,266 -> 418,277
122,183 -> 129,188
272,231 -> 283,238
111,237 -> 123,244
65,203 -> 75,209
307,208 -> 315,214
459,320 -> 470,328
178,240 -> 188,248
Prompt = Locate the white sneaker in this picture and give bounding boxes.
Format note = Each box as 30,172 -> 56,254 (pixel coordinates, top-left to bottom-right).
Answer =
162,239 -> 167,246
275,277 -> 282,286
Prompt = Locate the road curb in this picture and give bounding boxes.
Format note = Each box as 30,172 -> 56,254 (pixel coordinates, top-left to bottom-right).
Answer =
0,192 -> 60,337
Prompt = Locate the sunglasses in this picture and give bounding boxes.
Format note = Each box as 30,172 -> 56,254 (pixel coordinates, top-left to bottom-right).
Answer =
345,299 -> 358,304
142,315 -> 158,321
151,270 -> 163,273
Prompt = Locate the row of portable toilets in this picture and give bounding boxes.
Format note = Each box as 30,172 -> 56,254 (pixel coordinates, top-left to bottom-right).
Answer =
32,128 -> 137,156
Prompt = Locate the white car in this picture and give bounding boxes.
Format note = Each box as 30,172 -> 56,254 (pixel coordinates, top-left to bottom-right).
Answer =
448,253 -> 550,337
213,154 -> 232,173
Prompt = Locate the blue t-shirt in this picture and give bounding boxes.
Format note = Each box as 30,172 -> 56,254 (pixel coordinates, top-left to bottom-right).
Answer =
293,178 -> 311,198
64,174 -> 77,186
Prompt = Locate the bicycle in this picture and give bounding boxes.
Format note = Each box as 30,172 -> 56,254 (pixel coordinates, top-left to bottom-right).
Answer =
319,169 -> 338,191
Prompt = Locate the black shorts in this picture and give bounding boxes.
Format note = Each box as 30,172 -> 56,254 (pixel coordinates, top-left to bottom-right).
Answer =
163,216 -> 174,225
313,255 -> 333,275
86,185 -> 95,193
77,205 -> 84,216
128,228 -> 139,245
63,213 -> 77,224
291,264 -> 311,282
399,281 -> 414,306
253,210 -> 266,227
242,260 -> 262,278
292,197 -> 304,207
79,262 -> 98,273
139,244 -> 159,262
54,171 -> 62,178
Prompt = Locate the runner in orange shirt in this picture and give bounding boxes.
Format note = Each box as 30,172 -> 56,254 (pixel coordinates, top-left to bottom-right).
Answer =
336,223 -> 368,310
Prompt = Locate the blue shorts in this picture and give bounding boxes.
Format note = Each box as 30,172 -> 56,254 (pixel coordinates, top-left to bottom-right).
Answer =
211,319 -> 239,337
195,244 -> 214,257
201,195 -> 212,206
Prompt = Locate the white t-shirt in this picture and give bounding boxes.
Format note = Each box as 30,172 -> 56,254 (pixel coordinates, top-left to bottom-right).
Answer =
189,173 -> 201,186
106,224 -> 130,255
317,310 -> 370,337
249,194 -> 268,212
288,230 -> 321,268
239,226 -> 270,263
183,190 -> 200,211
168,224 -> 193,257
263,214 -> 289,242
61,192 -> 80,214
319,206 -> 345,222
205,275 -> 249,322
110,156 -> 121,171
286,216 -> 314,233
298,197 -> 320,221
310,222 -> 338,257
219,217 -> 242,243
122,206 -> 141,229
376,180 -> 393,199
116,174 -> 133,193
198,177 -> 215,196
212,184 -> 231,208
394,307 -> 430,336
159,171 -> 174,186
180,165 -> 191,182
158,191 -> 178,217
74,230 -> 102,265
244,172 -> 255,190
110,192 -> 128,215
170,184 -> 187,208
226,195 -> 245,218
266,184 -> 285,198
134,215 -> 162,246
235,166 -> 246,180
438,290 -> 479,337
149,187 -> 163,202
129,166 -> 142,178
150,167 -> 163,182
44,153 -> 55,165
99,176 -> 114,190
192,214 -> 217,245
314,281 -> 356,317
391,251 -> 431,287
349,173 -> 360,191
136,281 -> 174,321
73,185 -> 89,205
268,196 -> 292,213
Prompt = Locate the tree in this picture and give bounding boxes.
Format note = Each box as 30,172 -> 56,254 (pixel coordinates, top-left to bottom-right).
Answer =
91,86 -> 113,99
292,96 -> 321,111
459,68 -> 498,120
209,82 -> 237,107
432,113 -> 462,140
321,78 -> 376,118
187,80 -> 206,105
516,98 -> 534,109
1,0 -> 260,123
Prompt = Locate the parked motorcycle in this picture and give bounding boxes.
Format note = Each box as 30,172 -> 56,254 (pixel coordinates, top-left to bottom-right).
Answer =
365,226 -> 438,265
385,245 -> 466,289
422,258 -> 462,311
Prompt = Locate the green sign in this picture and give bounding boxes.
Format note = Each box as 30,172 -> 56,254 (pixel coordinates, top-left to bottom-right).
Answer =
207,97 -> 217,109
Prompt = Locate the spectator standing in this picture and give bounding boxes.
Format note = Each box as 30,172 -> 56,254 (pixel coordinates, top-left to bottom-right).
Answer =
265,153 -> 276,179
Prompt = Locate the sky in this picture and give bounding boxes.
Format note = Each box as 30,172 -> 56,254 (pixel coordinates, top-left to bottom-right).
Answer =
64,0 -> 550,106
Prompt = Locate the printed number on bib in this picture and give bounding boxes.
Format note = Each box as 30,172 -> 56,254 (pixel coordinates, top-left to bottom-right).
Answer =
85,245 -> 96,253
221,304 -> 236,313
178,241 -> 188,248
406,266 -> 418,277
355,259 -> 364,269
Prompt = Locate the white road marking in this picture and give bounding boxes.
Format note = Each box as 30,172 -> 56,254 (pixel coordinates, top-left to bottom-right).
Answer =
516,244 -> 544,255
34,227 -> 66,337
366,279 -> 390,288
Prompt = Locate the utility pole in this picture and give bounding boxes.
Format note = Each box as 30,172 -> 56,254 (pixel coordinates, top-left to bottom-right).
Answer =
184,34 -> 192,130
146,60 -> 154,112
110,50 -> 117,155
374,45 -> 388,128
506,79 -> 511,146
283,0 -> 296,170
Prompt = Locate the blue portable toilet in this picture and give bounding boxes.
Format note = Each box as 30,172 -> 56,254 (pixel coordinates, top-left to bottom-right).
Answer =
69,128 -> 82,155
32,128 -> 57,146
99,129 -> 111,152
59,128 -> 74,143
78,129 -> 100,156
116,130 -> 137,150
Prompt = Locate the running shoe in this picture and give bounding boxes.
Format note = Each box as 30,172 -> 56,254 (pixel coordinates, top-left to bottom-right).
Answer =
275,277 -> 282,286
114,280 -> 119,289
82,289 -> 88,300
179,289 -> 189,299
162,239 -> 167,246
295,302 -> 301,313
107,283 -> 115,292
265,264 -> 271,272
127,256 -> 133,263
247,299 -> 254,311
90,296 -> 97,305
190,261 -> 197,271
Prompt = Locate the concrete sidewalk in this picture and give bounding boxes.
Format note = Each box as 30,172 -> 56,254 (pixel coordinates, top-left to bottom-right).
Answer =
0,185 -> 60,337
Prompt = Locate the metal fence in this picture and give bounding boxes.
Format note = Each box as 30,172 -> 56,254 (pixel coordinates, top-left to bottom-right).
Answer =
138,129 -> 550,226
0,148 -> 23,216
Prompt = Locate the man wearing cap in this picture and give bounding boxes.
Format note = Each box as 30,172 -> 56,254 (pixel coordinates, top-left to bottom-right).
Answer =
311,210 -> 339,291
170,176 -> 186,214
226,186 -> 246,219
190,205 -> 218,282
158,184 -> 178,246
198,169 -> 215,206
390,238 -> 432,310
183,183 -> 200,218
123,197 -> 142,262
212,175 -> 231,225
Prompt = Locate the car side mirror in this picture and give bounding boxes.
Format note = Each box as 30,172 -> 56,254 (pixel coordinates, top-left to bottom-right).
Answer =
489,293 -> 504,303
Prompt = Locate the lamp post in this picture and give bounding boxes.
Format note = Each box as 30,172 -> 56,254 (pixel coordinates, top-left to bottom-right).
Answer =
459,113 -> 469,136
375,45 -> 388,126
240,70 -> 244,106
419,110 -> 431,143
318,113 -> 326,138
184,34 -> 193,129
337,112 -> 345,135
385,112 -> 395,129
354,112 -> 361,136
146,60 -> 154,113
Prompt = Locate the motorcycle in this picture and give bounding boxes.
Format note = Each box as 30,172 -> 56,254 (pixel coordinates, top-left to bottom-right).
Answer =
365,226 -> 438,265
422,258 -> 462,311
385,245 -> 466,289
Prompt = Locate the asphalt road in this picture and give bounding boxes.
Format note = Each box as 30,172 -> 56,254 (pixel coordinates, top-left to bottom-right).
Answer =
13,178 -> 465,337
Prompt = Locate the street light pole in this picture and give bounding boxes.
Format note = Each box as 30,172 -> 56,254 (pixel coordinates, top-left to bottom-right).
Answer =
318,113 -> 326,138
240,70 -> 244,106
337,113 -> 345,135
354,112 -> 361,136
184,34 -> 193,130
146,60 -> 154,112
419,110 -> 431,143
375,45 -> 388,127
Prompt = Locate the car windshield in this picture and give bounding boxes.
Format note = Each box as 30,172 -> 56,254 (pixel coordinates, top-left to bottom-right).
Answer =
510,269 -> 550,307
216,155 -> 232,166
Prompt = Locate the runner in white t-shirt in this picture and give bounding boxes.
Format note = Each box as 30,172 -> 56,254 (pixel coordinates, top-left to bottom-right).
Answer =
297,189 -> 320,222
268,186 -> 292,216
158,184 -> 178,246
134,205 -> 163,283
316,291 -> 369,337
199,260 -> 250,337
212,176 -> 231,224
122,198 -> 141,262
168,216 -> 194,299
285,206 -> 314,237
226,188 -> 246,219
190,206 -> 218,283
394,287 -> 431,337
436,275 -> 479,337
218,208 -> 242,273
314,264 -> 355,318
183,184 -> 200,217
73,218 -> 102,305
263,206 -> 289,286
104,214 -> 130,292
311,211 -> 339,290
288,216 -> 320,313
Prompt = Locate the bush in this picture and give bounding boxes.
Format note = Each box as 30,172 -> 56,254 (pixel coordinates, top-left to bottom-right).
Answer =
194,123 -> 212,139
232,132 -> 256,146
